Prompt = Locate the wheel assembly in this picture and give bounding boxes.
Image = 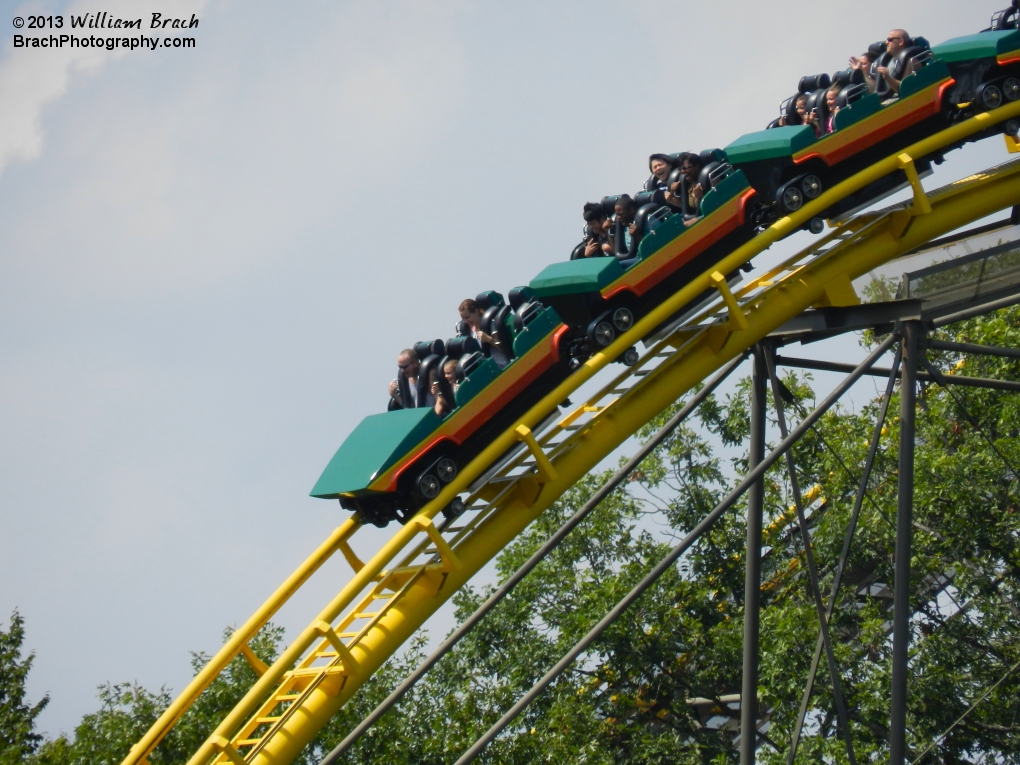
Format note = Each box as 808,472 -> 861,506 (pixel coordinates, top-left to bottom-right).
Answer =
417,473 -> 440,499
780,183 -> 804,212
1003,76 -> 1020,102
435,457 -> 458,483
611,307 -> 634,332
978,82 -> 1003,112
801,174 -> 822,200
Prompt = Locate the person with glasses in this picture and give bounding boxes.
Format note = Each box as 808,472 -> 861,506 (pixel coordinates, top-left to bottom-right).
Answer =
877,29 -> 913,95
392,348 -> 427,410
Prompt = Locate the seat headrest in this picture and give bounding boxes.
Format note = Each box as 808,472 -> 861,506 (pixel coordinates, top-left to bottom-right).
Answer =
481,305 -> 501,332
832,69 -> 852,87
512,301 -> 543,332
895,46 -> 924,68
993,7 -> 1019,30
868,41 -> 887,59
698,162 -> 721,193
778,94 -> 802,124
508,286 -> 535,310
634,202 -> 664,235
634,189 -> 665,208
804,88 -> 827,112
701,149 -> 725,164
414,339 -> 445,359
475,290 -> 505,310
599,195 -> 622,216
799,73 -> 831,94
455,352 -> 485,381
446,336 -> 481,358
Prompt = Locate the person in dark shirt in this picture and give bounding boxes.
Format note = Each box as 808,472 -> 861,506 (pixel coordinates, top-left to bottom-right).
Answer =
581,202 -> 613,257
665,153 -> 706,225
611,194 -> 642,263
394,348 -> 429,409
647,153 -> 675,191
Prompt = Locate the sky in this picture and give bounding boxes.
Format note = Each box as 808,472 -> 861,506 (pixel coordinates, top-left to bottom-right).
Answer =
0,0 -> 1013,740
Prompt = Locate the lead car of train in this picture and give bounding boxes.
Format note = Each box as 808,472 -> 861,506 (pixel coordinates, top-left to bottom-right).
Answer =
312,7 -> 1020,527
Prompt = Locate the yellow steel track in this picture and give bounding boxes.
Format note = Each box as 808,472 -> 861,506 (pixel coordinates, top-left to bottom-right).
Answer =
124,103 -> 1020,765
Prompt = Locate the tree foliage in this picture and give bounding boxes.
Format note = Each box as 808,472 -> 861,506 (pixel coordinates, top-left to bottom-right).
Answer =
7,309 -> 1020,764
0,611 -> 48,764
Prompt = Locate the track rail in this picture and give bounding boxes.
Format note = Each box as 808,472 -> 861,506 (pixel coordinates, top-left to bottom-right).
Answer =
123,103 -> 1020,765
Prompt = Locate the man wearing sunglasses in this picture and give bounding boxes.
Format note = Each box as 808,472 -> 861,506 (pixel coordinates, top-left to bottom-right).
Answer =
877,29 -> 913,95
390,349 -> 422,410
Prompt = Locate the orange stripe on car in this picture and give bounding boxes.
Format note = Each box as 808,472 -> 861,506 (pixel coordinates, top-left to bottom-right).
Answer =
602,189 -> 755,301
368,325 -> 569,492
793,79 -> 953,167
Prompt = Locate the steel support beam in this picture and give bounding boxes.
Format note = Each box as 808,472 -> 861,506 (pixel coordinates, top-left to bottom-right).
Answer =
774,355 -> 1020,393
740,346 -> 767,764
765,347 -> 857,765
786,346 -> 903,764
926,338 -> 1020,359
451,334 -> 897,765
890,322 -> 921,763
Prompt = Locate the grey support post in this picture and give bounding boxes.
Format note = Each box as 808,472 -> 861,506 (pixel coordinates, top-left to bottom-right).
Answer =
740,345 -> 767,764
890,321 -> 921,763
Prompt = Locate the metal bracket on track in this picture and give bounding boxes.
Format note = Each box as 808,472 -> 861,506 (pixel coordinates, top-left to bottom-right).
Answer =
514,425 -> 558,484
211,737 -> 246,765
887,153 -> 934,240
410,516 -> 462,574
706,271 -> 750,352
239,644 -> 269,677
312,621 -> 359,676
338,539 -> 365,574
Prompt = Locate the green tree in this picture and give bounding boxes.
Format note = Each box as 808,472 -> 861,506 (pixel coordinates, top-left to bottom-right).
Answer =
30,624 -> 306,765
14,309 -> 1020,764
0,611 -> 48,764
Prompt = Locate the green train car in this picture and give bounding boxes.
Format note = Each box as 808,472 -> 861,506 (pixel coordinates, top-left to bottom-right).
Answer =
312,6 -> 1020,527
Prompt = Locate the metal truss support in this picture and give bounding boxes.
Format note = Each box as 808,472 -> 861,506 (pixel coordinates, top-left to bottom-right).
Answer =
773,355 -> 1020,393
740,345 -> 767,765
765,345 -> 857,765
786,346 -> 903,764
451,335 -> 897,765
890,321 -> 921,764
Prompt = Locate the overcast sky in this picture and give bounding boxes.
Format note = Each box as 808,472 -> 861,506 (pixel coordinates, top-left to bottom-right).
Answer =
0,0 -> 1011,739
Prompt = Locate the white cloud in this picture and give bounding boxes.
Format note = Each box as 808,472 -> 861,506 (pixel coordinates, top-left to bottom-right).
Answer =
0,0 -> 207,174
